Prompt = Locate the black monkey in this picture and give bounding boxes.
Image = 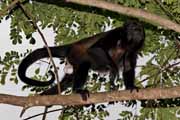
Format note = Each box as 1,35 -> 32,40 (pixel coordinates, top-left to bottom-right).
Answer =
18,20 -> 145,99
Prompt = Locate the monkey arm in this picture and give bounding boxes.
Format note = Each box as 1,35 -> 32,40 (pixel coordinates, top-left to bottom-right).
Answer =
71,62 -> 91,101
41,61 -> 91,97
104,50 -> 119,82
72,62 -> 91,91
122,53 -> 137,90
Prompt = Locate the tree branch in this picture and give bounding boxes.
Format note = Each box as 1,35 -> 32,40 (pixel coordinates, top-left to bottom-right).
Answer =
1,86 -> 180,107
0,0 -> 20,17
23,107 -> 63,120
64,0 -> 180,33
17,2 -> 61,93
1,0 -> 180,33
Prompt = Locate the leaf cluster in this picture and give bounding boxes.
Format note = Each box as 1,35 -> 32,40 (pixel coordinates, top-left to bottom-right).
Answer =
59,105 -> 109,120
0,51 -> 20,84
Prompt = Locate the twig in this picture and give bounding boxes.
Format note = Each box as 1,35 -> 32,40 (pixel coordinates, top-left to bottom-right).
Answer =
0,0 -> 20,17
42,106 -> 48,120
153,0 -> 180,24
15,2 -> 61,119
20,106 -> 29,117
137,50 -> 179,85
17,2 -> 61,93
23,107 -> 63,120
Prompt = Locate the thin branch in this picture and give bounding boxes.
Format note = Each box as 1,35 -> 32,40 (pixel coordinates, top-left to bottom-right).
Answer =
137,49 -> 177,85
1,86 -> 180,107
137,61 -> 180,85
165,61 -> 180,70
23,108 -> 63,120
0,0 -> 20,17
17,2 -> 61,93
42,106 -> 48,120
153,0 -> 180,24
16,2 -> 61,119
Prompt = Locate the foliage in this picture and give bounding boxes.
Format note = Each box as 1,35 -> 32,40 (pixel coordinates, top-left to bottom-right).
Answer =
0,51 -> 20,84
139,107 -> 180,120
59,105 -> 109,120
0,0 -> 180,119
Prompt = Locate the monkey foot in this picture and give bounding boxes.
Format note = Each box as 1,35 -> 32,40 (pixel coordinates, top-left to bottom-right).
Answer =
109,83 -> 120,91
76,89 -> 90,101
127,86 -> 139,93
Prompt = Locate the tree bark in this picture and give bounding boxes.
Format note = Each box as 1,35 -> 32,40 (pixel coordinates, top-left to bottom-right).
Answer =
65,0 -> 180,33
1,86 -> 180,107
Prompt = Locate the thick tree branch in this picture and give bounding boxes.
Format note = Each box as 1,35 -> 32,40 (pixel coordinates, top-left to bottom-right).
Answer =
64,0 -> 180,33
1,0 -> 180,33
1,86 -> 180,107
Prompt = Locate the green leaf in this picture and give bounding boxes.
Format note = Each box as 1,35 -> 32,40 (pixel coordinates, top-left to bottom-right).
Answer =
29,37 -> 36,45
35,68 -> 40,74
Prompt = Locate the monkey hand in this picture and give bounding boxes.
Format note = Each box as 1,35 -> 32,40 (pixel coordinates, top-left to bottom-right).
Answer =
75,89 -> 90,101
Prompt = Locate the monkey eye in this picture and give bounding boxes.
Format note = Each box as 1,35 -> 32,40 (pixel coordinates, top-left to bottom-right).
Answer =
131,26 -> 139,31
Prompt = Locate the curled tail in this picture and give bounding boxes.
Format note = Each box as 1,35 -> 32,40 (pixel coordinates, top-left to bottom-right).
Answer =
18,46 -> 69,86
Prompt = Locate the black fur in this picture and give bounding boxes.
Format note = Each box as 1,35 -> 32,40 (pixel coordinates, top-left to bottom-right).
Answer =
18,20 -> 145,100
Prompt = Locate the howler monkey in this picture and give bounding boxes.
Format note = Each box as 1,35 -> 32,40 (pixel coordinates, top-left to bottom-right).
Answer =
18,20 -> 145,99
